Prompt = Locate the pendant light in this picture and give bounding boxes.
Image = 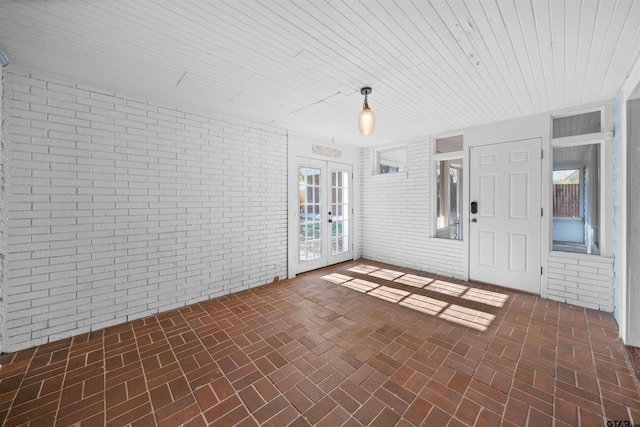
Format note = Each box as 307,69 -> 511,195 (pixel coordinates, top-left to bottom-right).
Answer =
358,87 -> 375,135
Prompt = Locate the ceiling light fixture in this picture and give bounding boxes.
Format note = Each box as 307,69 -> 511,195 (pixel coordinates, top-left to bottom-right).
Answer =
358,87 -> 375,135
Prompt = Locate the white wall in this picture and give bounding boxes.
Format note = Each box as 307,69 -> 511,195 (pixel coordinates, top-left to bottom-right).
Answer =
1,71 -> 288,352
359,138 -> 467,279
615,52 -> 640,345
359,111 -> 616,313
547,252 -> 613,311
0,68 -> 6,348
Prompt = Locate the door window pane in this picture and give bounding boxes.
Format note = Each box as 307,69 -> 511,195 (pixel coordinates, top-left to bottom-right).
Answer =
331,170 -> 350,255
436,159 -> 463,240
299,166 -> 322,262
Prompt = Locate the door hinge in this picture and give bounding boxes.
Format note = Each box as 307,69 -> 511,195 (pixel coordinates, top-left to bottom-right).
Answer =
541,208 -> 543,217
540,266 -> 543,275
541,149 -> 543,159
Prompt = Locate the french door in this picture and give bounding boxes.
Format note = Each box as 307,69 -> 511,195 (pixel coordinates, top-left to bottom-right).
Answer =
294,159 -> 353,274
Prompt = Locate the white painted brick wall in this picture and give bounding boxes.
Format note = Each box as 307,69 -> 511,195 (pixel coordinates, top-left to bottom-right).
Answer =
547,252 -> 614,311
1,71 -> 288,352
0,69 -> 6,349
359,139 -> 466,279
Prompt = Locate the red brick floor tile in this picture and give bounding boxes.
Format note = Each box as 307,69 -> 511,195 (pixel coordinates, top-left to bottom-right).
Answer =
316,405 -> 351,427
0,260 -> 637,426
262,404 -> 299,427
354,396 -> 385,425
423,405 -> 451,426
475,408 -> 501,427
454,397 -> 480,426
403,396 -> 433,425
304,395 -> 337,424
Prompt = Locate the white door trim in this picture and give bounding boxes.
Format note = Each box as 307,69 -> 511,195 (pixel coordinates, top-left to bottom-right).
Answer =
288,156 -> 354,277
468,138 -> 543,294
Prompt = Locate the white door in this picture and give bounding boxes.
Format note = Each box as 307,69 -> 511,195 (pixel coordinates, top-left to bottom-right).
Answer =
295,159 -> 353,274
469,138 -> 542,294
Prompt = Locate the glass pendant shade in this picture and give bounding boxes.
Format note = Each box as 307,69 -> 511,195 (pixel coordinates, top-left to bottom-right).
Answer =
358,107 -> 375,135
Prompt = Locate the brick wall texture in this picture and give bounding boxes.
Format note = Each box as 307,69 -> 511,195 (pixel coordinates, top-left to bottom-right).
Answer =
547,252 -> 614,311
1,71 -> 288,351
359,140 -> 467,279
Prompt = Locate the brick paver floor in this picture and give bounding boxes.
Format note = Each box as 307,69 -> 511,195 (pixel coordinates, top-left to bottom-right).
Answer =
0,259 -> 638,426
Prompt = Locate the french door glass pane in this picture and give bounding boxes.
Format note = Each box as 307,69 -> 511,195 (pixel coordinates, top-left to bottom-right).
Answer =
331,170 -> 350,255
299,166 -> 322,262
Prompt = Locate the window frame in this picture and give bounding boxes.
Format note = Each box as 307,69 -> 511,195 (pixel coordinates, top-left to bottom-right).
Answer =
372,144 -> 407,175
434,150 -> 464,241
550,133 -> 609,256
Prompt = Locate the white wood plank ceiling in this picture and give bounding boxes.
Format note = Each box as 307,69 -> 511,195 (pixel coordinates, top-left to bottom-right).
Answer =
1,0 -> 639,147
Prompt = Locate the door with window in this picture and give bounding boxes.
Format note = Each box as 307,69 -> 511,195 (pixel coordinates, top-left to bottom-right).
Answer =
469,138 -> 542,294
295,159 -> 353,274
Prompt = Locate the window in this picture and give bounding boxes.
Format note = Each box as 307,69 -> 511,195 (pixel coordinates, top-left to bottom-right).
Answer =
552,110 -> 601,138
552,144 -> 600,254
436,159 -> 463,239
435,135 -> 463,154
434,135 -> 463,240
374,146 -> 407,174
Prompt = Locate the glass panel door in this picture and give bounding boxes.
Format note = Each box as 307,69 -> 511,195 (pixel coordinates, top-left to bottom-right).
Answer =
293,159 -> 353,274
299,166 -> 322,262
328,162 -> 353,265
331,169 -> 350,255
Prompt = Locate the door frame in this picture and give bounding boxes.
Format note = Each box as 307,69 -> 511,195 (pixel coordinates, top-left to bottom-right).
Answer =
289,158 -> 354,275
467,138 -> 543,294
287,133 -> 360,278
462,115 -> 553,298
619,58 -> 640,345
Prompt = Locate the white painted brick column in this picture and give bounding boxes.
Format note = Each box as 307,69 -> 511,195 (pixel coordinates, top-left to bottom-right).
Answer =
547,252 -> 614,311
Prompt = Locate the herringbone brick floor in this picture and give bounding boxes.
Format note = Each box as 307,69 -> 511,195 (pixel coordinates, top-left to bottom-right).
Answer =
0,260 -> 638,426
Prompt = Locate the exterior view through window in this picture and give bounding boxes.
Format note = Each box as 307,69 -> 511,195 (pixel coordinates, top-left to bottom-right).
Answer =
436,160 -> 463,240
552,144 -> 600,254
435,135 -> 464,240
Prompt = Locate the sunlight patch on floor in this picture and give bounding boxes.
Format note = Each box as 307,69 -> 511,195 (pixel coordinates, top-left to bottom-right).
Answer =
347,265 -> 380,274
368,285 -> 411,303
321,273 -> 355,284
425,280 -> 468,297
325,264 -> 505,332
369,269 -> 405,281
461,288 -> 508,308
342,278 -> 380,293
439,304 -> 496,331
399,294 -> 447,316
394,274 -> 434,288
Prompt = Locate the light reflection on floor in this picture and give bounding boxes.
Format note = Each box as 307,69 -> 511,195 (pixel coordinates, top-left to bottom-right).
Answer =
320,273 -> 354,284
399,294 -> 448,316
425,280 -> 468,297
368,285 -> 410,303
323,265 -> 508,332
342,278 -> 378,293
369,268 -> 405,281
394,274 -> 434,288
